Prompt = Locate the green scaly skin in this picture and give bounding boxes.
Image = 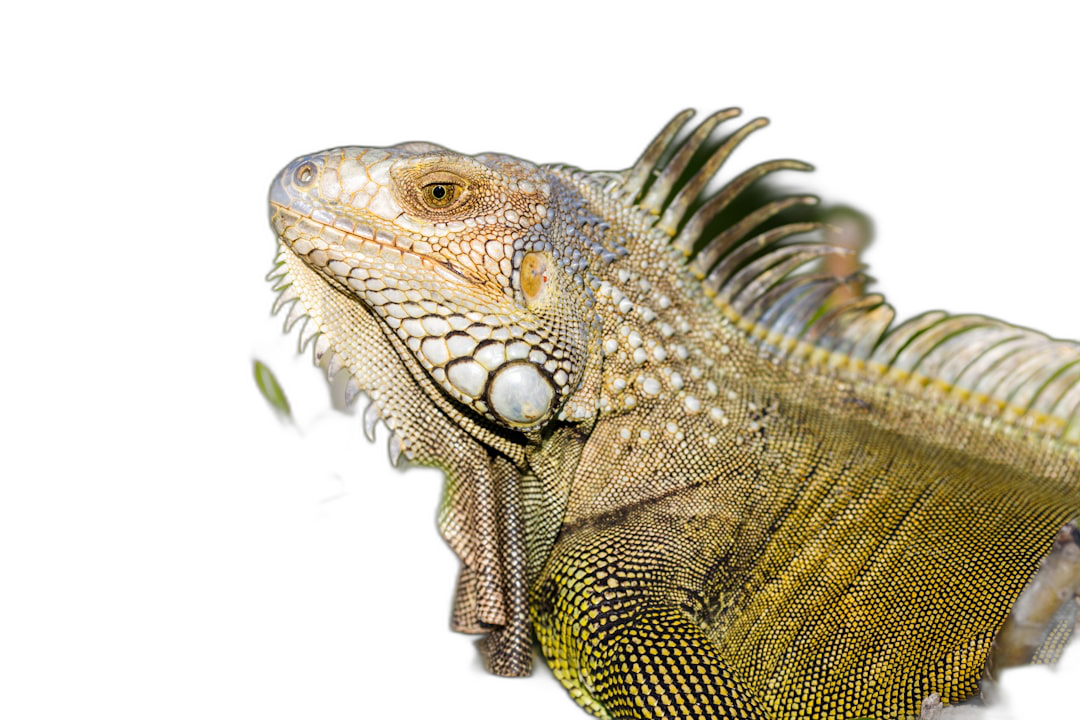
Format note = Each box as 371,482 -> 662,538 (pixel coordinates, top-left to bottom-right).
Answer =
266,110 -> 1080,719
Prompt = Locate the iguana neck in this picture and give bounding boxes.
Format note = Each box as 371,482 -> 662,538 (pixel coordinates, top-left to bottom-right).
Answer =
544,167 -> 776,525
542,167 -> 1080,528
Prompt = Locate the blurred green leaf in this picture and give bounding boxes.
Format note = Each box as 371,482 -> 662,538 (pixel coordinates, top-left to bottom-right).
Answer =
253,360 -> 291,419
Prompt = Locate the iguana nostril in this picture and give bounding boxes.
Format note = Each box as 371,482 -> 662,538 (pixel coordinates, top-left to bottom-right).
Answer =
294,161 -> 317,186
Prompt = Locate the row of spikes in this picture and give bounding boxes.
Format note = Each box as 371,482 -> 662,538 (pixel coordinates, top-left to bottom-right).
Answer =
267,253 -> 406,464
614,110 -> 1080,441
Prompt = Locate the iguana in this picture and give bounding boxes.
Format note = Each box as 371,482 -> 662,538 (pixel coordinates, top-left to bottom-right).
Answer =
265,109 -> 1080,719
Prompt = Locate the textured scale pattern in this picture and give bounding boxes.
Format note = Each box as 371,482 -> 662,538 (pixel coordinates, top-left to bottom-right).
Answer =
267,110 -> 1080,718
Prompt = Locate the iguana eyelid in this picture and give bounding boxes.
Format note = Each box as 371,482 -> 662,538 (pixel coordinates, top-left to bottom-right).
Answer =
418,170 -> 467,187
406,170 -> 467,212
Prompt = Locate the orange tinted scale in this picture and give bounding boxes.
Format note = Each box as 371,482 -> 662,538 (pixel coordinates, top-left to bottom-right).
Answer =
521,252 -> 548,301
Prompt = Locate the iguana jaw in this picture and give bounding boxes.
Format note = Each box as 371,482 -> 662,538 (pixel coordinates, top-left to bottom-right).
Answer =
268,147 -> 597,432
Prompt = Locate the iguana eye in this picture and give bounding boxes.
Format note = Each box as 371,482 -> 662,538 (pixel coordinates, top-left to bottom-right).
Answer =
294,162 -> 316,186
421,182 -> 462,208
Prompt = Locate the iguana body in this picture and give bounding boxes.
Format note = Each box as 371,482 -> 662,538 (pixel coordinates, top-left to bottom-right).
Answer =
266,110 -> 1080,719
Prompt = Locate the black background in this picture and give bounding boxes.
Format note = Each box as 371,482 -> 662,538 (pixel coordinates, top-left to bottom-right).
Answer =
208,36 -> 1071,716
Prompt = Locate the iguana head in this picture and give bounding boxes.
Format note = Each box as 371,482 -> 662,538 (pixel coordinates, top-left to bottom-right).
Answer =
269,145 -> 605,432
267,144 -> 621,667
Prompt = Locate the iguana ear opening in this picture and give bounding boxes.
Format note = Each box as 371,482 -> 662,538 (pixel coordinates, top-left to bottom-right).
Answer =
520,251 -> 551,306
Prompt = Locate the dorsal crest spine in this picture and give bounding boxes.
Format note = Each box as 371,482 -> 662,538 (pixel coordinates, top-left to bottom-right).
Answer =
608,110 -> 1080,445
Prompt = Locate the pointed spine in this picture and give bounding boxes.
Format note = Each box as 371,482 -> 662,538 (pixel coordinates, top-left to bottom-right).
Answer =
639,109 -> 741,213
933,327 -> 1022,386
742,271 -> 836,325
1056,377 -> 1080,434
1034,361 -> 1080,416
894,317 -> 994,374
974,344 -> 1057,399
868,312 -> 949,368
753,274 -> 832,327
297,322 -> 320,353
951,337 -> 1041,390
283,301 -> 307,332
328,367 -> 354,410
313,335 -> 332,364
271,285 -> 298,315
363,402 -> 379,442
704,222 -> 829,295
691,197 -> 819,279
725,245 -> 851,306
671,160 -> 813,255
844,304 -> 895,361
656,118 -> 769,235
620,109 -> 696,201
326,352 -> 345,381
343,376 -> 363,406
1013,355 -> 1080,412
770,277 -> 848,341
388,432 -> 403,466
804,293 -> 884,347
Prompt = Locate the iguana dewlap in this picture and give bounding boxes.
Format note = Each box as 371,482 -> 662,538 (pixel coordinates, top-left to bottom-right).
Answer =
266,110 -> 1080,719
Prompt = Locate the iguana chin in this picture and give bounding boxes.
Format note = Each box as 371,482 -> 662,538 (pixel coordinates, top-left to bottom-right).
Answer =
266,109 -> 1080,719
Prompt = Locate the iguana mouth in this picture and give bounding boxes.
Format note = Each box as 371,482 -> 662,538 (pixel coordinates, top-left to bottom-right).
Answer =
268,199 -> 481,292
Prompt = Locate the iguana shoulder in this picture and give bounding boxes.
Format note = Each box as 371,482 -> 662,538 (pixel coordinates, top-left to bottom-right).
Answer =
267,110 -> 1079,719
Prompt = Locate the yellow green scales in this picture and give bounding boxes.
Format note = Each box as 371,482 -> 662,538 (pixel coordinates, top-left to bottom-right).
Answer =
266,109 -> 1079,719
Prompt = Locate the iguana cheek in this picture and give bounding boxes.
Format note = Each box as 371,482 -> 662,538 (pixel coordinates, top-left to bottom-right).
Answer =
426,332 -> 567,428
